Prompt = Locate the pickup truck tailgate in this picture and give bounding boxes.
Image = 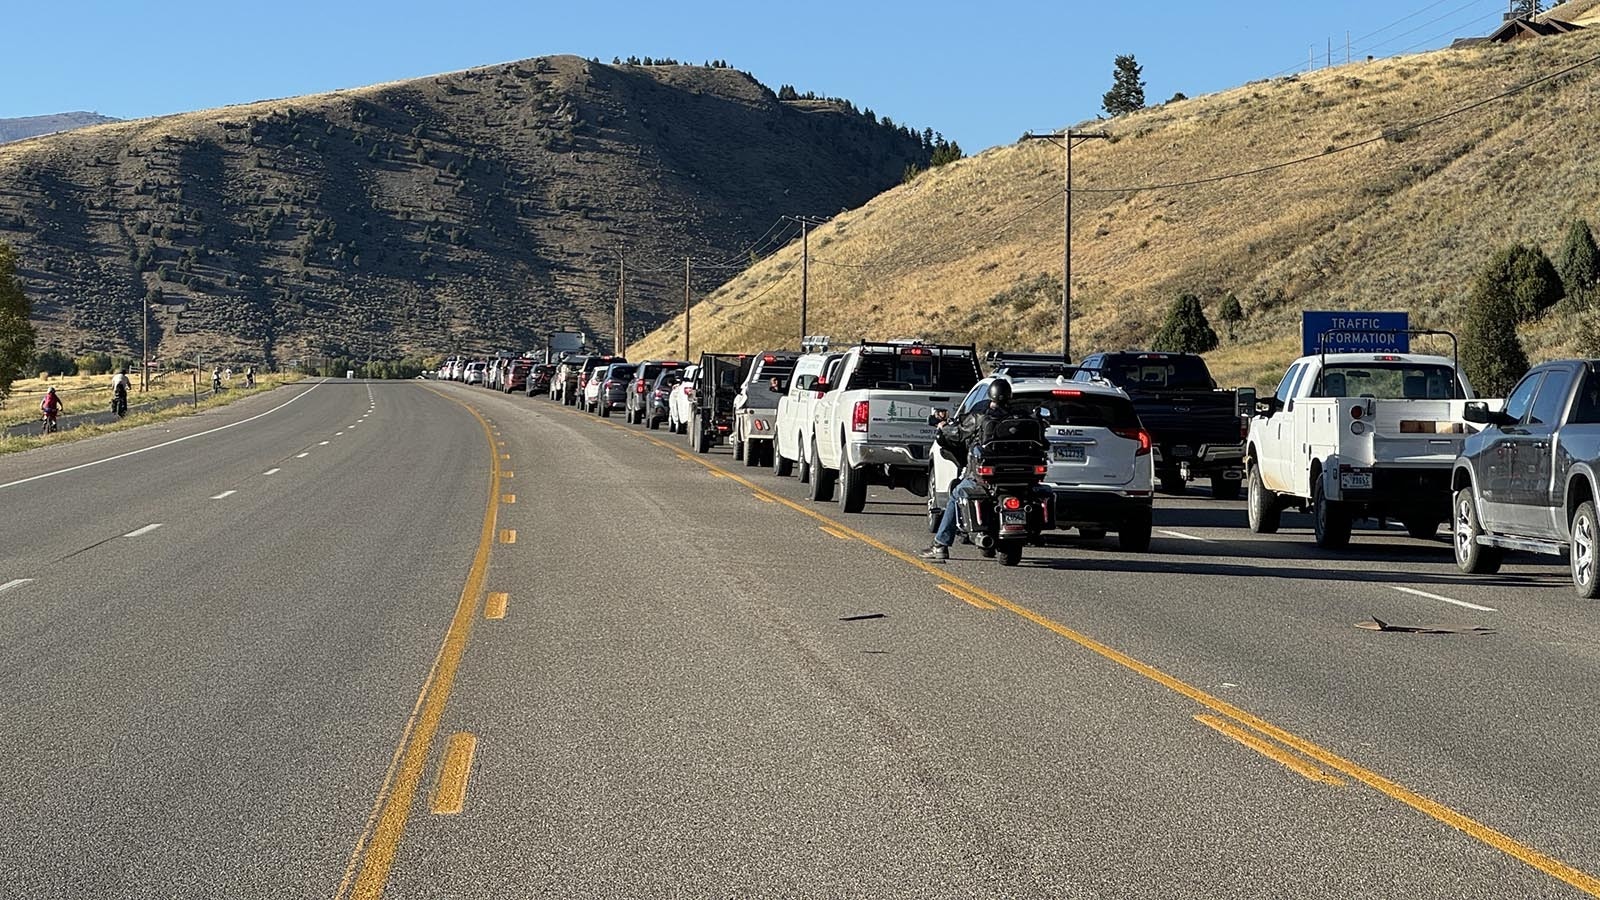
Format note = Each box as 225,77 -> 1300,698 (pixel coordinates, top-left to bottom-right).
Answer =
867,394 -> 953,443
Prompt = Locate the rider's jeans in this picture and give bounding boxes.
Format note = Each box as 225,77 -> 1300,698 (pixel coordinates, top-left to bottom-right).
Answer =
934,478 -> 978,547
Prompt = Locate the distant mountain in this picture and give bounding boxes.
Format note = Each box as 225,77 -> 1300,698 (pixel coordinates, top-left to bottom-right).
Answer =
0,112 -> 121,145
0,58 -> 934,364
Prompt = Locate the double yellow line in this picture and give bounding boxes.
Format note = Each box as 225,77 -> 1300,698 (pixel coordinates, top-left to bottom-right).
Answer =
596,410 -> 1600,898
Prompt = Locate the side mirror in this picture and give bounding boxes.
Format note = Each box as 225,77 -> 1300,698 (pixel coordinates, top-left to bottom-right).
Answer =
1235,388 -> 1257,418
1463,401 -> 1490,424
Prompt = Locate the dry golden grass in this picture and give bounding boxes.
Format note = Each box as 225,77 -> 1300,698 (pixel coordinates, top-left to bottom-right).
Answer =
0,372 -> 296,448
631,32 -> 1600,388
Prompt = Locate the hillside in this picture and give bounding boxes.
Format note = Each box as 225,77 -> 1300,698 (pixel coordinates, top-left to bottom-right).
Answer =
630,31 -> 1600,388
0,112 -> 120,145
0,57 -> 932,364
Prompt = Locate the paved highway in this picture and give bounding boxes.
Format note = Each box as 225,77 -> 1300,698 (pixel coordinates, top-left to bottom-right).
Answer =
1,378 -> 1596,898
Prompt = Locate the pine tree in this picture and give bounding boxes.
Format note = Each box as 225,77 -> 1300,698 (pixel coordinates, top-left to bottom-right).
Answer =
1218,293 -> 1243,340
1461,265 -> 1530,396
1512,0 -> 1543,18
1152,293 -> 1218,353
1480,243 -> 1563,322
1102,54 -> 1146,117
1556,218 -> 1600,298
0,242 -> 36,401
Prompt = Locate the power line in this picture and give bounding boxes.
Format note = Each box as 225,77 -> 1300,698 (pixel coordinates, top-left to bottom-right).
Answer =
1072,50 -> 1600,194
810,188 -> 1062,272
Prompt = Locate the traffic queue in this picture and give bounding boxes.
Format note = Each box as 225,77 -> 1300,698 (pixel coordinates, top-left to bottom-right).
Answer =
434,324 -> 1600,597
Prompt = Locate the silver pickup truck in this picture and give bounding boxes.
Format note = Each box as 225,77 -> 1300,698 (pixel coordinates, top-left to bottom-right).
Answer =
1452,358 -> 1600,597
731,351 -> 799,468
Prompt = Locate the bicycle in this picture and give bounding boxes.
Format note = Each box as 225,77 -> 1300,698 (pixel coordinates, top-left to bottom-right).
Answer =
40,413 -> 59,435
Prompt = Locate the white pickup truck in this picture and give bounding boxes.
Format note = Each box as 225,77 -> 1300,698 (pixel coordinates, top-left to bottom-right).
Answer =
807,341 -> 983,512
1245,351 -> 1495,548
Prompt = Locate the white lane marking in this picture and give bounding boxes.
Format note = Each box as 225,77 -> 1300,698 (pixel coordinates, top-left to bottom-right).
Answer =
1389,585 -> 1498,613
319,440 -> 330,446
295,452 -> 310,458
210,490 -> 237,500
0,381 -> 328,492
124,523 -> 163,538
263,468 -> 281,476
336,431 -> 345,436
0,578 -> 34,595
1159,529 -> 1214,543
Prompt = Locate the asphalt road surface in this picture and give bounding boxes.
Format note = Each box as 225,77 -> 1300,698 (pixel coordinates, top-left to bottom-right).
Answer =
2,378 -> 1596,899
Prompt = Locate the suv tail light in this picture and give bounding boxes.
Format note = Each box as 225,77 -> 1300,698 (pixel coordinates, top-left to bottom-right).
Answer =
1112,427 -> 1153,455
636,379 -> 646,394
851,400 -> 870,433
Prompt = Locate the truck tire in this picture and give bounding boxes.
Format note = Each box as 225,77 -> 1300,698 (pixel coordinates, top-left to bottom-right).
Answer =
1211,475 -> 1241,501
1118,508 -> 1152,552
773,444 -> 793,477
807,437 -> 836,502
797,439 -> 812,484
648,413 -> 660,431
1570,500 -> 1597,599
1454,487 -> 1502,575
1312,480 -> 1351,549
693,413 -> 711,454
1246,466 -> 1280,534
600,402 -> 611,418
740,438 -> 757,466
839,463 -> 867,513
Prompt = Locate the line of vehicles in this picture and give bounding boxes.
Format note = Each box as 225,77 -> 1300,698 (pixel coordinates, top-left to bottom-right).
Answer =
439,335 -> 1600,597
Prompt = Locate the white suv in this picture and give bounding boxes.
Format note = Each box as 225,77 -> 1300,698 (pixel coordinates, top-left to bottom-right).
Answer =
930,376 -> 1155,551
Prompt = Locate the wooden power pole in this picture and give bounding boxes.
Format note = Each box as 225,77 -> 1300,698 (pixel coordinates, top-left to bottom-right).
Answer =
683,257 -> 691,361
615,253 -> 626,356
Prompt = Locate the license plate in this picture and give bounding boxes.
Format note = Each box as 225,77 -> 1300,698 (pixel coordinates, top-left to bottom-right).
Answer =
1001,510 -> 1026,525
1340,471 -> 1373,491
1052,445 -> 1085,463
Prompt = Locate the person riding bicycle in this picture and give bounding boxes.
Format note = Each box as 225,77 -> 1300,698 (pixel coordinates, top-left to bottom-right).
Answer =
211,367 -> 223,395
110,368 -> 130,416
919,378 -> 1021,561
40,387 -> 63,430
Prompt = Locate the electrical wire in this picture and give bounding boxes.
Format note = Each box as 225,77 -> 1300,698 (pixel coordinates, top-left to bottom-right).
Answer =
809,188 -> 1063,272
1071,50 -> 1600,194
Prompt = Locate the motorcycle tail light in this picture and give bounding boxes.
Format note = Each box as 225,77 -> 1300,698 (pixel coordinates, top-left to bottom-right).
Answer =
1034,464 -> 1049,475
1002,496 -> 1022,511
976,465 -> 995,477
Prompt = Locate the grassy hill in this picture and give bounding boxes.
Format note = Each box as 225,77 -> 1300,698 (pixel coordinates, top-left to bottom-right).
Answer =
0,57 -> 932,365
630,32 -> 1600,388
0,112 -> 121,145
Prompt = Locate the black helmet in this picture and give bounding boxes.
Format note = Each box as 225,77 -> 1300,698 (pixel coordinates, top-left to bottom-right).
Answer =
987,378 -> 1012,406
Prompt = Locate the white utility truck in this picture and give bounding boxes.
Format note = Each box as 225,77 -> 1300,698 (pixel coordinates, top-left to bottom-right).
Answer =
1244,340 -> 1496,548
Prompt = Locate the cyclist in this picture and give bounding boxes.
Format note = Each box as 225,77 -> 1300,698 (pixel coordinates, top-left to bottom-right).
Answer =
40,387 -> 63,433
110,368 -> 131,418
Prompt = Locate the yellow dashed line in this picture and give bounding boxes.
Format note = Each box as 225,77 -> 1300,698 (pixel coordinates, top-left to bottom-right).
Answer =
485,592 -> 508,620
428,732 -> 478,815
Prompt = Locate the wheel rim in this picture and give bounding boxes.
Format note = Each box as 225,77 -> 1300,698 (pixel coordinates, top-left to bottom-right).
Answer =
1576,512 -> 1595,588
1455,496 -> 1475,561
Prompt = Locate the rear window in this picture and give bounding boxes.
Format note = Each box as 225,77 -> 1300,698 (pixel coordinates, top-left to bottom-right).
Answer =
1023,391 -> 1139,429
751,357 -> 797,381
607,365 -> 636,379
1095,354 -> 1213,391
1315,364 -> 1461,399
850,351 -> 980,392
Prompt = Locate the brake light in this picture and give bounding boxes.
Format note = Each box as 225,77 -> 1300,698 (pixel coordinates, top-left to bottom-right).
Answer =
900,347 -> 927,356
1052,389 -> 1082,397
762,354 -> 775,362
851,400 -> 870,432
1113,427 -> 1153,455
1373,355 -> 1401,361
1034,464 -> 1049,475
1002,496 -> 1022,511
976,465 -> 995,477
1351,405 -> 1363,419
636,379 -> 646,394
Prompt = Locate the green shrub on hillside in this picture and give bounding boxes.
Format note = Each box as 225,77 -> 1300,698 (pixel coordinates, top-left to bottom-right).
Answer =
74,352 -> 114,375
1218,293 -> 1243,339
1480,243 -> 1562,323
1461,263 -> 1530,397
33,348 -> 75,377
1152,293 -> 1218,353
1556,218 -> 1600,298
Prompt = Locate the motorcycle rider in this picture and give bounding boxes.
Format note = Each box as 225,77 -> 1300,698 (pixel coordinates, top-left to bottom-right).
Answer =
919,378 -> 1018,561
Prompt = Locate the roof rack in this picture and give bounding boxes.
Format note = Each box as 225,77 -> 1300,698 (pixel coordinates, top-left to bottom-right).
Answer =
801,335 -> 832,353
984,350 -> 1070,363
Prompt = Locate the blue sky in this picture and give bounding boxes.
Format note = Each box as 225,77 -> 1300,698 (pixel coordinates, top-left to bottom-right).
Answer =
4,0 -> 1515,151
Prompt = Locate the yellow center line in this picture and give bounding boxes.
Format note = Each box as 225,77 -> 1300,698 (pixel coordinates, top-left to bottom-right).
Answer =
334,386 -> 498,900
752,492 -> 776,503
937,583 -> 994,611
485,592 -> 508,620
429,732 -> 478,816
588,406 -> 1600,898
1196,714 -> 1345,787
819,525 -> 853,541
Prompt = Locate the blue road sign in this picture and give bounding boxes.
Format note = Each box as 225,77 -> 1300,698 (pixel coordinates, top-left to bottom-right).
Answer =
1301,311 -> 1410,356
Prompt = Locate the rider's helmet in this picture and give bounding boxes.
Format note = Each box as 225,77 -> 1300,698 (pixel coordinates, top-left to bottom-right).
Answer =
46,387 -> 57,396
986,378 -> 1012,407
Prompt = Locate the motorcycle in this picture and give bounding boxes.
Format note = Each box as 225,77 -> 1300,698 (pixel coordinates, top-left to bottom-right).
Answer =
935,412 -> 1055,566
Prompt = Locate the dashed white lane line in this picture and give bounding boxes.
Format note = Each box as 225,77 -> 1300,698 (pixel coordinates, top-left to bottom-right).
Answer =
0,578 -> 34,595
1159,529 -> 1214,543
296,452 -> 310,458
210,490 -> 237,500
319,440 -> 330,446
336,431 -> 345,436
1389,585 -> 1498,613
124,523 -> 163,538
264,468 -> 281,476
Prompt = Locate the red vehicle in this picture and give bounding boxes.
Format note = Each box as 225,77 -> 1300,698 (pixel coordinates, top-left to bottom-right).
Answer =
503,358 -> 534,394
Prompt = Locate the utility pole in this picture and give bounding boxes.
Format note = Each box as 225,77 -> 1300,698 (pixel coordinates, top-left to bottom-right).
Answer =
800,219 -> 809,345
1022,129 -> 1108,360
615,252 -> 626,357
683,256 -> 691,361
141,297 -> 149,392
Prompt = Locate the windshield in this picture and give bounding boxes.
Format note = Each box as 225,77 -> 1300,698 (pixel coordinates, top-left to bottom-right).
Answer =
1315,364 -> 1461,399
849,352 -> 980,392
1097,355 -> 1212,391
